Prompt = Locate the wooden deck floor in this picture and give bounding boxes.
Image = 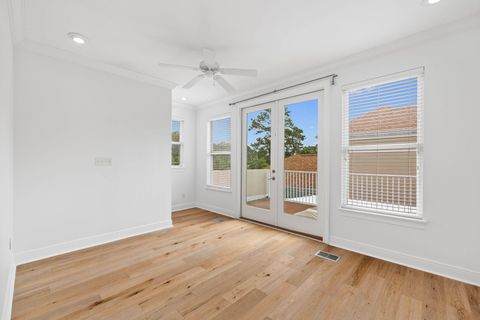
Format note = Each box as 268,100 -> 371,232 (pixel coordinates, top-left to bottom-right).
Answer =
247,198 -> 315,215
13,208 -> 480,320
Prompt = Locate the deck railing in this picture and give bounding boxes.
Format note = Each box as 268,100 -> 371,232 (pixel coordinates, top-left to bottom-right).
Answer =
284,170 -> 317,205
347,173 -> 417,211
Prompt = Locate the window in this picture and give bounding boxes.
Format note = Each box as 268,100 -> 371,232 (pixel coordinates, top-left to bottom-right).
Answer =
171,120 -> 183,167
342,70 -> 423,218
207,117 -> 231,189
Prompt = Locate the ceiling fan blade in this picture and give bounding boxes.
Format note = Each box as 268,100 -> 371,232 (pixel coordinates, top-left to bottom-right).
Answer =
219,68 -> 258,77
215,75 -> 235,93
202,48 -> 216,65
158,62 -> 199,71
183,74 -> 205,89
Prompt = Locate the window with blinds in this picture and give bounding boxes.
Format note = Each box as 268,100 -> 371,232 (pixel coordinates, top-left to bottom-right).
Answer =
208,117 -> 232,189
171,120 -> 183,167
342,70 -> 423,217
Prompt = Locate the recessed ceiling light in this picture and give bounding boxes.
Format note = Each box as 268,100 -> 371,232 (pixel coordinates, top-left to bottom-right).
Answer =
181,97 -> 187,101
67,32 -> 87,45
425,0 -> 441,5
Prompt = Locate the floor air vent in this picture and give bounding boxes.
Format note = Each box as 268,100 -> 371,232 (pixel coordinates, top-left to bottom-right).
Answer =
212,217 -> 225,223
315,250 -> 341,262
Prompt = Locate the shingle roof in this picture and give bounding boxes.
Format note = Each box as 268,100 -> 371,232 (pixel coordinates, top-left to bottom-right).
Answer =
284,154 -> 317,172
349,106 -> 417,137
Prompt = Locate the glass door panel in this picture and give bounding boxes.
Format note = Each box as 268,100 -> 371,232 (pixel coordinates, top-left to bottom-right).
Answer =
246,108 -> 272,210
277,92 -> 324,236
241,91 -> 325,237
241,103 -> 276,225
282,99 -> 318,219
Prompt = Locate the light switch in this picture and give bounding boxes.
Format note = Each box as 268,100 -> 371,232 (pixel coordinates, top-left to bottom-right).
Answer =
94,157 -> 112,166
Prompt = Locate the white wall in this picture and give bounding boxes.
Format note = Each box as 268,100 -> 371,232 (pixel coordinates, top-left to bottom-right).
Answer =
195,19 -> 480,285
328,21 -> 480,285
195,104 -> 239,216
14,49 -> 173,262
172,104 -> 196,211
0,0 -> 15,317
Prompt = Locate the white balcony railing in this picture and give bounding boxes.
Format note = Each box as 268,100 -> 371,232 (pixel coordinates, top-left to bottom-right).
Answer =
347,173 -> 417,214
284,170 -> 317,205
245,169 -> 318,205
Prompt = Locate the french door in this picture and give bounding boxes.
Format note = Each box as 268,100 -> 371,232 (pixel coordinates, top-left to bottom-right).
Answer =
241,91 -> 325,237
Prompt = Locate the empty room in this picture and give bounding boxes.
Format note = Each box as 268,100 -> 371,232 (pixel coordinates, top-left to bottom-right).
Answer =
1,0 -> 480,319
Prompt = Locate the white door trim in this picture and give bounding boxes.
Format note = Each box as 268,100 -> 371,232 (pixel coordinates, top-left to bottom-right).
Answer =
241,103 -> 277,225
234,79 -> 331,243
276,91 -> 326,237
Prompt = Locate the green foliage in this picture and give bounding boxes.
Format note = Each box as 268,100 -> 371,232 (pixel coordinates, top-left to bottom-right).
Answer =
171,144 -> 180,166
171,131 -> 180,142
247,146 -> 269,169
247,108 -> 309,169
284,108 -> 305,156
212,154 -> 230,170
300,145 -> 317,155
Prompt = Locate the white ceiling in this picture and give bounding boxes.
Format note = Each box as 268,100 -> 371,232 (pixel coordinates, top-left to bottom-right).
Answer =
22,0 -> 480,106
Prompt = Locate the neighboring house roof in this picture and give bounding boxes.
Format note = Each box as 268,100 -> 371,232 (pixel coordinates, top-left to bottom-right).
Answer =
349,106 -> 417,138
284,154 -> 317,171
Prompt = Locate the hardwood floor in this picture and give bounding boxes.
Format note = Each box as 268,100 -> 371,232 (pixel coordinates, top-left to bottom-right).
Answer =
12,208 -> 479,320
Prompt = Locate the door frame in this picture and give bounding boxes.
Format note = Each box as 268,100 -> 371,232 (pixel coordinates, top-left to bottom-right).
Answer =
241,102 -> 278,225
234,79 -> 331,243
275,91 -> 326,237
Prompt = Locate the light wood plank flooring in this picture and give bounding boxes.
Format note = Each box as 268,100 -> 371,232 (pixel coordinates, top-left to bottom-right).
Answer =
12,208 -> 480,319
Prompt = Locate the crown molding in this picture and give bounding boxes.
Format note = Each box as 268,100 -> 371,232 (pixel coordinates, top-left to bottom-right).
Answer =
198,12 -> 480,109
17,40 -> 178,89
7,0 -> 24,44
8,0 -> 177,89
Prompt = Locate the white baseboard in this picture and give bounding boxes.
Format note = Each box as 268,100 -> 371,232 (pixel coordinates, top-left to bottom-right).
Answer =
1,261 -> 15,320
194,202 -> 239,219
331,236 -> 480,287
172,202 -> 196,212
15,220 -> 172,266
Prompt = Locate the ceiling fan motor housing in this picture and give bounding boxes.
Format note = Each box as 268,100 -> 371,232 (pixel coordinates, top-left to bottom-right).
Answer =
200,61 -> 220,77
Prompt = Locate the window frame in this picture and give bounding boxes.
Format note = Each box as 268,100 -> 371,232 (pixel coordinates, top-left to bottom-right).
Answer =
206,115 -> 232,191
171,119 -> 184,168
341,68 -> 424,220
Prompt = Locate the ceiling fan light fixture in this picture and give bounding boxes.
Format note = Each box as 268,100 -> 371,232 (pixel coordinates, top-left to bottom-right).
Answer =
159,48 -> 257,93
424,0 -> 441,5
67,32 -> 87,45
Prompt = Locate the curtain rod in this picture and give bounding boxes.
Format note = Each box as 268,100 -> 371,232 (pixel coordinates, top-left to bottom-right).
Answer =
229,73 -> 338,106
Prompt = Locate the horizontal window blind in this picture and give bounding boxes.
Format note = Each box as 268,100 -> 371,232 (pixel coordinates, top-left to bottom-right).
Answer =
209,117 -> 232,188
171,120 -> 182,166
342,71 -> 423,217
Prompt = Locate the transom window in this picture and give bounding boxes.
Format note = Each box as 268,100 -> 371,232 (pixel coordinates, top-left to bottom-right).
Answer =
207,117 -> 232,189
342,70 -> 424,218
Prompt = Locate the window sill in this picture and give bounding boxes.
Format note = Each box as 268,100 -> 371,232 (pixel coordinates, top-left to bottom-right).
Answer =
206,185 -> 232,193
171,165 -> 185,170
339,206 -> 427,229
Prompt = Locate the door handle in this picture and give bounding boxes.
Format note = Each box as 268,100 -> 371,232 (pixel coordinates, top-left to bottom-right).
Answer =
268,176 -> 276,181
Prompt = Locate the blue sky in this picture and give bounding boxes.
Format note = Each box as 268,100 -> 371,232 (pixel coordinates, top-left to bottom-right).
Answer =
211,118 -> 231,144
285,99 -> 318,146
349,77 -> 417,120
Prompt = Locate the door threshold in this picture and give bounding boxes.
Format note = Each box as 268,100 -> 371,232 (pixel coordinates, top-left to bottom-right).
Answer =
239,217 -> 323,242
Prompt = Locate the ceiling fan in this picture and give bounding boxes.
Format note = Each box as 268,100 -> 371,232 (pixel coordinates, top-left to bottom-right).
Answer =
158,48 -> 258,93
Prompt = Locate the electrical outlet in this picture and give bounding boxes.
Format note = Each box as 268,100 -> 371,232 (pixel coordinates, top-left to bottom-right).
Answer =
94,157 -> 112,166
182,193 -> 186,199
